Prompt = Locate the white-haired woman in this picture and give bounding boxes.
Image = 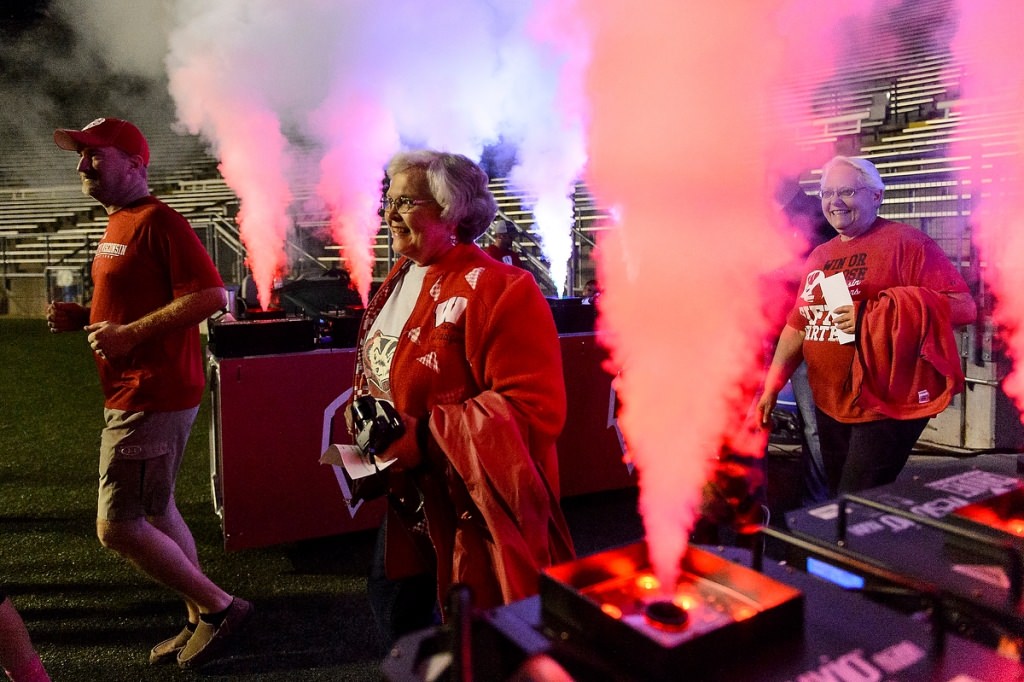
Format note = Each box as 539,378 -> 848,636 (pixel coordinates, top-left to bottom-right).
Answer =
348,150 -> 575,646
758,155 -> 976,497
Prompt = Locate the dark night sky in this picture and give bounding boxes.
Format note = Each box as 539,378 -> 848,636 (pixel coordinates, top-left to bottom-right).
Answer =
0,0 -> 50,35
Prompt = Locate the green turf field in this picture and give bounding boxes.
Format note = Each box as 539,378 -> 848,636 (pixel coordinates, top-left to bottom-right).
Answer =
1,319 -> 385,681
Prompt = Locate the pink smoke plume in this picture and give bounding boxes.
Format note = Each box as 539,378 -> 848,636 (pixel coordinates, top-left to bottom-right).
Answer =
536,0 -> 967,589
166,3 -> 295,310
217,108 -> 294,311
171,93 -> 293,311
312,97 -> 399,304
949,0 -> 1024,411
542,0 -> 850,589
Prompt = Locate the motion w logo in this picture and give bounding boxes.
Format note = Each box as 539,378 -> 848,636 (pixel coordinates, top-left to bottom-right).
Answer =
434,297 -> 468,327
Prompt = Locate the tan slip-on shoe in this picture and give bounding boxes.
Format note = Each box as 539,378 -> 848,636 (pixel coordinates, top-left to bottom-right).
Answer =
176,598 -> 254,670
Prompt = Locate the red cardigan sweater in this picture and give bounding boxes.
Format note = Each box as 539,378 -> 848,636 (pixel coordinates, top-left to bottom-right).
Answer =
354,244 -> 575,611
852,286 -> 965,420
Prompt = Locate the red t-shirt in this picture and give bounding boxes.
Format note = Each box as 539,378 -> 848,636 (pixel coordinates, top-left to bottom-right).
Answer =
90,196 -> 224,411
785,218 -> 969,422
484,244 -> 525,269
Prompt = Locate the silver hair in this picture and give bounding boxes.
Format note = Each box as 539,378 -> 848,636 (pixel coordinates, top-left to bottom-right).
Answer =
385,150 -> 498,243
821,155 -> 885,191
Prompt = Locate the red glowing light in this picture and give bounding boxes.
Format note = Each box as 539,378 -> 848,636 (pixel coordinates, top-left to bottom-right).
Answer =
601,603 -> 623,620
733,606 -> 757,622
636,574 -> 661,592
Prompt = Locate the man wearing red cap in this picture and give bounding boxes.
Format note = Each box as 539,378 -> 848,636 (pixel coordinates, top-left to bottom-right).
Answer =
46,117 -> 252,669
483,218 -> 526,269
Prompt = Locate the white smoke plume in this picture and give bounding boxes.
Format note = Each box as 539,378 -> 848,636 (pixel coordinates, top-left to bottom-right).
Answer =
53,0 -> 173,82
6,1 -> 589,303
160,0 -> 588,304
0,1 -> 186,185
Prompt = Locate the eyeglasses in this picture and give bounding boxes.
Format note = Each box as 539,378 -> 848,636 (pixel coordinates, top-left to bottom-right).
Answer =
818,187 -> 869,200
380,196 -> 434,216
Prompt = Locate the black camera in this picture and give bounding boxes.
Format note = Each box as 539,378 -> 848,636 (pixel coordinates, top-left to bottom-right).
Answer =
351,395 -> 405,458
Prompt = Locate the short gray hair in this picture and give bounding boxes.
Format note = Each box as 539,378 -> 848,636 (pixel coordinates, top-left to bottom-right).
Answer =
386,150 -> 498,243
821,155 -> 885,191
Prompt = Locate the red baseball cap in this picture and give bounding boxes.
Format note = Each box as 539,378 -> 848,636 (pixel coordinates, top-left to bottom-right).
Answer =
54,117 -> 150,166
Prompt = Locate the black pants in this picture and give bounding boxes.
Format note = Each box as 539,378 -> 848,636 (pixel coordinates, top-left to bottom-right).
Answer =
815,409 -> 930,497
367,521 -> 438,649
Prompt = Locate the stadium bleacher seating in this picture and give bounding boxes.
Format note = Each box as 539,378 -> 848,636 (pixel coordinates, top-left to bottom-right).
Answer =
0,0 -> 1018,316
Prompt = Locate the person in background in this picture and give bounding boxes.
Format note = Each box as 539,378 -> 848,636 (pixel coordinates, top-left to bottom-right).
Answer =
55,268 -> 77,303
580,279 -> 600,305
350,150 -> 574,647
483,218 -> 526,269
773,175 -> 835,505
757,156 -> 976,496
0,593 -> 49,682
239,264 -> 260,313
46,117 -> 252,669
